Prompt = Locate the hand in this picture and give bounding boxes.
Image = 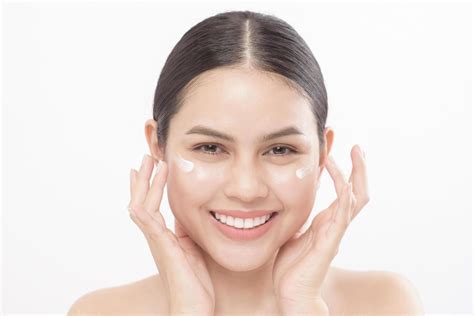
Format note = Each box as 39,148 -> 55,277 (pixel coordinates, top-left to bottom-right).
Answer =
273,145 -> 370,315
128,154 -> 215,315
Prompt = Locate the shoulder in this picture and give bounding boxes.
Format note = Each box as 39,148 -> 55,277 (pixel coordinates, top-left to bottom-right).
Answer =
326,267 -> 424,315
365,270 -> 424,314
67,274 -> 166,315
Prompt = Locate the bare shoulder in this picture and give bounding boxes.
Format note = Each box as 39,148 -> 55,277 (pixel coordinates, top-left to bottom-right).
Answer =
325,267 -> 424,315
67,274 -> 167,315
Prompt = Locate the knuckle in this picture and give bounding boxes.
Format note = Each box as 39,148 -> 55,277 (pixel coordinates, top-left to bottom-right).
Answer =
128,203 -> 141,212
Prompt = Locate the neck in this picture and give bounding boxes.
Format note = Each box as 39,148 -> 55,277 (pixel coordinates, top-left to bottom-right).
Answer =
203,248 -> 281,315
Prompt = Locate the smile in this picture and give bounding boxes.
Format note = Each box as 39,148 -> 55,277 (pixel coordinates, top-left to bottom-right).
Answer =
210,211 -> 277,229
209,211 -> 278,241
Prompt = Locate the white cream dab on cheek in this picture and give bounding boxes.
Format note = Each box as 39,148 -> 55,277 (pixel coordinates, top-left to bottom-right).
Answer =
176,154 -> 194,173
295,163 -> 315,179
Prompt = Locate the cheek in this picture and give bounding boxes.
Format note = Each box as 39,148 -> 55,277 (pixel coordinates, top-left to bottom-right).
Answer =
264,160 -> 319,207
263,162 -> 319,234
166,153 -> 225,215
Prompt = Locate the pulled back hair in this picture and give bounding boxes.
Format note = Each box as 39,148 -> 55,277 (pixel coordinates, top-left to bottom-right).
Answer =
153,10 -> 328,155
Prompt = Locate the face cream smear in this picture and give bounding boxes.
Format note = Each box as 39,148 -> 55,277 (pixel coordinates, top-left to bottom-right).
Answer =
295,163 -> 316,179
176,153 -> 194,173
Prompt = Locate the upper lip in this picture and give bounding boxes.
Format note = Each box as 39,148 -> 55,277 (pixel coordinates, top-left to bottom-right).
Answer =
210,210 -> 278,219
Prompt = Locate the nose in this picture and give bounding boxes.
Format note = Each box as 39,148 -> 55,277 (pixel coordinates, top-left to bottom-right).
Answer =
223,158 -> 269,203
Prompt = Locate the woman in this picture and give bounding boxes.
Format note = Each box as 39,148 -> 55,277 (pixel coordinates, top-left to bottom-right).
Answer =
69,10 -> 423,315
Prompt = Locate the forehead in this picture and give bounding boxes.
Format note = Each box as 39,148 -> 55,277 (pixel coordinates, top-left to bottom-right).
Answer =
170,67 -> 316,137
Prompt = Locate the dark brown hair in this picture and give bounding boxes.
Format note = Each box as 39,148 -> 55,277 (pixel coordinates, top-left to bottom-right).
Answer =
153,10 -> 328,154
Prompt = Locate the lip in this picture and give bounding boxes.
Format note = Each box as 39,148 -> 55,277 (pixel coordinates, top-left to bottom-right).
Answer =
210,210 -> 278,219
209,211 -> 279,241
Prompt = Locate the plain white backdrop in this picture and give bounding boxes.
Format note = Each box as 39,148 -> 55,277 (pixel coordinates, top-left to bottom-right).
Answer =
2,0 -> 472,314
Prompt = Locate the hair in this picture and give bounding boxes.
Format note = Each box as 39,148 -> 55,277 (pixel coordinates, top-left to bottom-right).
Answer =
153,10 -> 328,155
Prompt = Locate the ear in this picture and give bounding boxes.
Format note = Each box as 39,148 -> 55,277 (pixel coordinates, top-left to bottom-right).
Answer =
318,126 -> 335,174
144,119 -> 165,165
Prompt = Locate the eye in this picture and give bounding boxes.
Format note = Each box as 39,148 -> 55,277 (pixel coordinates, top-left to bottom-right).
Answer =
192,144 -> 297,157
193,144 -> 224,156
266,145 -> 297,156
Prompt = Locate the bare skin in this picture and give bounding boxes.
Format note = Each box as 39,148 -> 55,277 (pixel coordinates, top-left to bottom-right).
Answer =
68,67 -> 423,315
68,267 -> 423,315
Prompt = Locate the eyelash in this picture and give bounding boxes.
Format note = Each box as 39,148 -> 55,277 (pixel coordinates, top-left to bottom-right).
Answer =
193,143 -> 297,157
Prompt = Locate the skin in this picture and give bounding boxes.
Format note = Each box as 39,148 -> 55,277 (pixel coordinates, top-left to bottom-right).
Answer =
68,66 -> 424,315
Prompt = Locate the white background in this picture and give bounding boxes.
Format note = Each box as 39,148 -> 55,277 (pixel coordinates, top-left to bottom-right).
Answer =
2,0 -> 472,314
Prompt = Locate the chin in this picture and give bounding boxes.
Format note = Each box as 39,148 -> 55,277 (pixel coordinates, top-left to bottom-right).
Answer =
205,243 -> 278,272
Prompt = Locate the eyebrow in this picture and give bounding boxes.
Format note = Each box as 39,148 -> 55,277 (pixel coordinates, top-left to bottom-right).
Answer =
185,125 -> 305,142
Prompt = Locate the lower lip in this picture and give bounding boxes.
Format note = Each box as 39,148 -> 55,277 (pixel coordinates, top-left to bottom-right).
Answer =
209,211 -> 278,241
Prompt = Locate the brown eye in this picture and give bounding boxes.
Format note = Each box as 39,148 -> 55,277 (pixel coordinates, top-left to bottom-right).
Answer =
194,144 -> 223,156
267,145 -> 296,156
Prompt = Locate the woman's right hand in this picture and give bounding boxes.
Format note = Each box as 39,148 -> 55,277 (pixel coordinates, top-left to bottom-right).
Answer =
128,154 -> 215,315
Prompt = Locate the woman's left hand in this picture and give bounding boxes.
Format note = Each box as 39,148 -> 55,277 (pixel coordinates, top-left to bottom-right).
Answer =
273,145 -> 370,315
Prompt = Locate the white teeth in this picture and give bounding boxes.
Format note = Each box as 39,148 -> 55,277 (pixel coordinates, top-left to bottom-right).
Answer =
254,216 -> 262,226
234,218 -> 244,228
212,212 -> 274,229
243,218 -> 253,228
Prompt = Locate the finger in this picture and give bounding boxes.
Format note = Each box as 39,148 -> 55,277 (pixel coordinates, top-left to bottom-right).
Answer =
129,205 -> 189,278
303,185 -> 351,287
327,182 -> 353,244
129,203 -> 166,233
129,204 -> 181,262
304,184 -> 353,288
129,167 -> 167,232
127,169 -> 139,211
310,199 -> 338,234
347,145 -> 370,217
324,155 -> 347,198
144,160 -> 168,214
301,200 -> 339,253
131,154 -> 155,205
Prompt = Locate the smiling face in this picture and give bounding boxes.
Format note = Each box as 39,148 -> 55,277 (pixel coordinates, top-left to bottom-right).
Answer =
157,66 -> 331,271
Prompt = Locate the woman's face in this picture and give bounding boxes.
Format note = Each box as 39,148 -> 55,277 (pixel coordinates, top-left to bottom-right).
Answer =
162,67 -> 329,271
